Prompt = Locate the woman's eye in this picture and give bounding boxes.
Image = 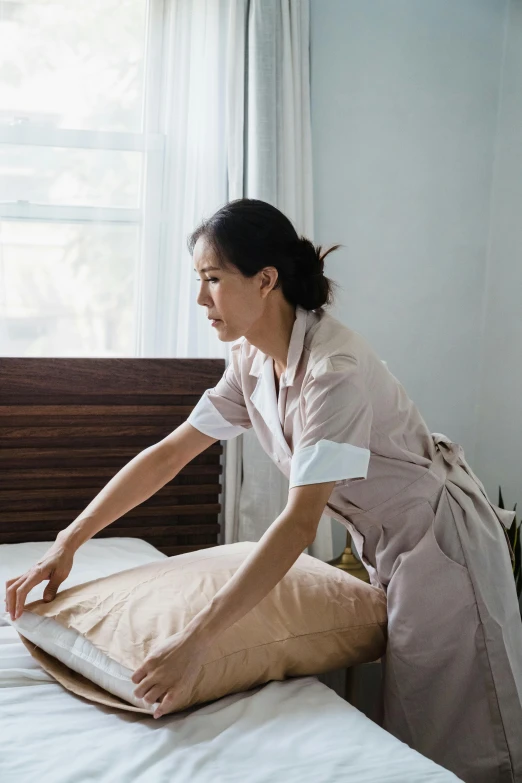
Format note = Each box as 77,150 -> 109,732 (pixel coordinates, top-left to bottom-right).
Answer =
196,278 -> 218,283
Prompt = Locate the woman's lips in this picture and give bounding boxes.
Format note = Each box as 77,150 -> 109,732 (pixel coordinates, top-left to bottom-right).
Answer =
210,319 -> 221,327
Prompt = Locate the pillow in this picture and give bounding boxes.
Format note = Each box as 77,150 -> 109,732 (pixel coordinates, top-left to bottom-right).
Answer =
7,541 -> 387,716
0,537 -> 168,619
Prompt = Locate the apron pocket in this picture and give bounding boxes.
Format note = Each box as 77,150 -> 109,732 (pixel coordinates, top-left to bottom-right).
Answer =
431,492 -> 468,571
386,499 -> 475,668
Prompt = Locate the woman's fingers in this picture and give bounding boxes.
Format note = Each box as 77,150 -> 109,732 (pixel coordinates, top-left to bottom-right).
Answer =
4,545 -> 74,620
4,575 -> 24,608
142,685 -> 165,705
5,576 -> 25,617
4,577 -> 17,613
6,568 -> 45,620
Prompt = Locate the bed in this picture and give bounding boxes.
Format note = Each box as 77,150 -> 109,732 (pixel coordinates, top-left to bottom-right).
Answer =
0,358 -> 460,782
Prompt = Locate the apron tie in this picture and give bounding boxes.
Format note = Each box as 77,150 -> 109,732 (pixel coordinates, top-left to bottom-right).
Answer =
432,432 -> 464,467
431,432 -> 517,568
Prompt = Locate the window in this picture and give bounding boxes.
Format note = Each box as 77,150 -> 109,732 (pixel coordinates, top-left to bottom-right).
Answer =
0,0 -> 165,356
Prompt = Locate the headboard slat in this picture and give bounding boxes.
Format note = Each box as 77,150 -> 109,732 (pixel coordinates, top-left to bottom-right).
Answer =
0,466 -> 222,491
2,358 -> 225,394
0,446 -> 220,464
0,404 -> 200,416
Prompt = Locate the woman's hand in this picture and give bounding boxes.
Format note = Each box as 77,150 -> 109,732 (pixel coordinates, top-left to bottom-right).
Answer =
4,539 -> 75,621
131,630 -> 208,719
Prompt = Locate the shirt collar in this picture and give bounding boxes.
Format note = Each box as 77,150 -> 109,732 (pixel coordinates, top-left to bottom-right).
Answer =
249,305 -> 310,386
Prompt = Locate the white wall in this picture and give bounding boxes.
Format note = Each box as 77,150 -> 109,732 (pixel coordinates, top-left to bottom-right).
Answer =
309,0 -> 512,555
475,0 -> 522,512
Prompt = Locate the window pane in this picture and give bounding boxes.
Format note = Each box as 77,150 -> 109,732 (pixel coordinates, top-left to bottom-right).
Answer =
0,0 -> 148,132
0,144 -> 142,208
0,220 -> 138,357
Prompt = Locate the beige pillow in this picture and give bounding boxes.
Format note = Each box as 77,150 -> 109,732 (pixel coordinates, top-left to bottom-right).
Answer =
10,542 -> 387,715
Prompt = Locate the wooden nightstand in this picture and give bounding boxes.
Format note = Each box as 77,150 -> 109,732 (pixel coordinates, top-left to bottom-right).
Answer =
345,659 -> 384,725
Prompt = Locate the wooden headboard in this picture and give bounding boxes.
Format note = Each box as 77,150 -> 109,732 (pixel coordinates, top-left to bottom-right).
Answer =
0,358 -> 225,557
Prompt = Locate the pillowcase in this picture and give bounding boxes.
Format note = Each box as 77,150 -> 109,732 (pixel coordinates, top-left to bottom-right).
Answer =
7,541 -> 387,716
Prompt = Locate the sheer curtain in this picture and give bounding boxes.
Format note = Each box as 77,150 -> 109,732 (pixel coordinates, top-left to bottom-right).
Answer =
0,0 -> 230,362
135,0 -> 231,361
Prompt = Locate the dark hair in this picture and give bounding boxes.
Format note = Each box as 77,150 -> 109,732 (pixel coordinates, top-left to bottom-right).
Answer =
188,199 -> 340,311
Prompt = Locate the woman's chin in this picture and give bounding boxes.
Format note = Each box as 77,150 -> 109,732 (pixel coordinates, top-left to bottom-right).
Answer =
214,324 -> 240,342
212,322 -> 227,339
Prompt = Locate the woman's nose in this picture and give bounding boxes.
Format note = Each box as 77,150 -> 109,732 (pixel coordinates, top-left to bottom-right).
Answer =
196,285 -> 212,308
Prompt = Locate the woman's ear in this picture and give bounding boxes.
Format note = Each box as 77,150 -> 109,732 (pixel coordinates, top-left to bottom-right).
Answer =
259,266 -> 279,298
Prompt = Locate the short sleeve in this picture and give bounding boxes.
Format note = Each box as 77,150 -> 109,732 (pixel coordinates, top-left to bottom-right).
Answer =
289,355 -> 372,489
186,351 -> 252,441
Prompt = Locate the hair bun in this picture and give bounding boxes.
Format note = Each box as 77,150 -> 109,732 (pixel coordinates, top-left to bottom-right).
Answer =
296,237 -> 324,278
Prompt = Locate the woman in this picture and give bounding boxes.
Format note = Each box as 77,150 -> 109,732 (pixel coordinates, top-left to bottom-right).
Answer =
5,199 -> 522,782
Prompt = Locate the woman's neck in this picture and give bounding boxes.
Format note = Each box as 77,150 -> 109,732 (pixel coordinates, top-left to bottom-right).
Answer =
244,298 -> 296,371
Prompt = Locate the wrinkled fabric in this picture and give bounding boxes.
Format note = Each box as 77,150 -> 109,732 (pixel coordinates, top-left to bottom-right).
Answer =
187,305 -> 522,783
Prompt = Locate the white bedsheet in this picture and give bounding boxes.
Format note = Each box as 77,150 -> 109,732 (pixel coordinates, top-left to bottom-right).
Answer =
0,538 -> 460,783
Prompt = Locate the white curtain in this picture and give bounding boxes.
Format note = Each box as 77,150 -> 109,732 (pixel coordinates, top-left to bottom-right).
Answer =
134,0 -> 246,546
135,0 -> 230,361
225,0 -> 334,561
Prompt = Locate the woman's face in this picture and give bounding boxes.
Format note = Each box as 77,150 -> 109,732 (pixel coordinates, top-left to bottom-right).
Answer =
193,235 -> 276,342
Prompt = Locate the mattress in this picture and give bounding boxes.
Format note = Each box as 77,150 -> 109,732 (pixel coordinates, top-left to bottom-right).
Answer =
0,537 -> 460,783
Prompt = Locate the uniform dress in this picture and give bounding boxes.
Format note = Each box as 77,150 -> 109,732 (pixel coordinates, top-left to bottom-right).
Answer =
187,304 -> 522,783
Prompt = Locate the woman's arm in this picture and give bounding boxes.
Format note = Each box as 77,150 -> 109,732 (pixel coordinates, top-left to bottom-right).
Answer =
58,423 -> 216,552
184,480 -> 337,648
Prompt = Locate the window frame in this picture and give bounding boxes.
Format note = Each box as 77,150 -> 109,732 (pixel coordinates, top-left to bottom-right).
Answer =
0,0 -> 166,261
